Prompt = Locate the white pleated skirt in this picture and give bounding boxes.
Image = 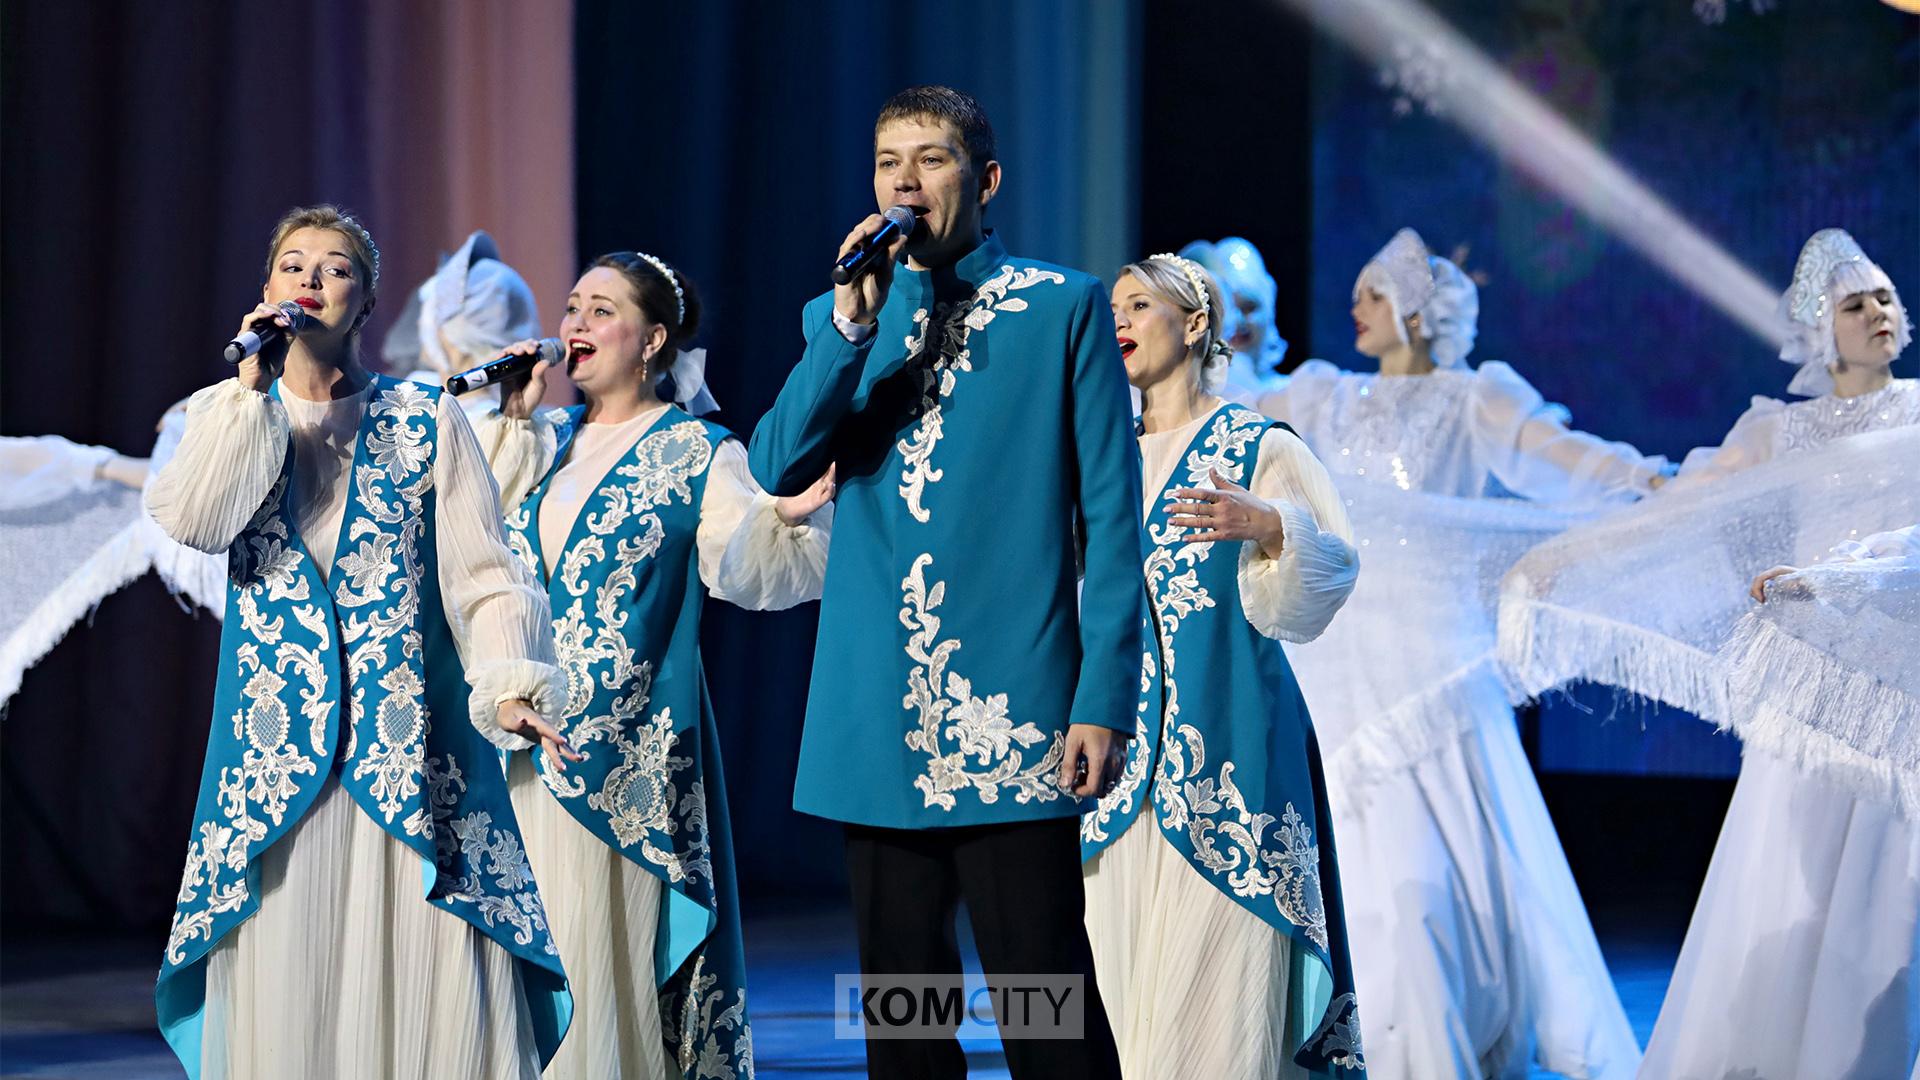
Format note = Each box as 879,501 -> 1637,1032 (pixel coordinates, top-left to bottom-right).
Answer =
507,753 -> 675,1080
200,777 -> 540,1079
1332,715 -> 1640,1080
1084,814 -> 1310,1080
1640,747 -> 1920,1079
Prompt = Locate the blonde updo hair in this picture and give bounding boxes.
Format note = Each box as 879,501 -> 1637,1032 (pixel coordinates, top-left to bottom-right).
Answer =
1120,254 -> 1233,394
261,204 -> 382,344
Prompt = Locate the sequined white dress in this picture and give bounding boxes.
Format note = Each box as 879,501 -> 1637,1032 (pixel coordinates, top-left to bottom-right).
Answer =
1251,359 -> 1659,1080
1665,379 -> 1920,492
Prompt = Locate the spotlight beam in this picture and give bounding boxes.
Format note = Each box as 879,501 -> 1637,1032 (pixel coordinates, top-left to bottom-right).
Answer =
1279,0 -> 1787,346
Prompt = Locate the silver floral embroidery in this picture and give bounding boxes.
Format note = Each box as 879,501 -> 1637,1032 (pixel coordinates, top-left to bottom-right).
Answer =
669,953 -> 754,1080
1136,409 -> 1332,948
423,754 -> 556,953
895,265 -> 1067,523
167,476 -> 330,965
1307,991 -> 1365,1070
900,553 -> 1065,810
538,420 -> 716,885
338,383 -> 437,825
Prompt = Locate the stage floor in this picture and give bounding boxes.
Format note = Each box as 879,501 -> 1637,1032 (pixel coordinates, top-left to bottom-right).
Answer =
0,907 -> 1675,1078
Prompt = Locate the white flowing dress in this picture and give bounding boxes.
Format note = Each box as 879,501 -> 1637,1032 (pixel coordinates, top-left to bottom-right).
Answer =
480,404 -> 831,1079
1639,513 -> 1920,1079
147,377 -> 568,1080
1251,360 -> 1659,1080
1084,412 -> 1358,1080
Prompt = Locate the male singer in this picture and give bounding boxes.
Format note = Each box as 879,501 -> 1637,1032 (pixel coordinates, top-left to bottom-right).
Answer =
749,86 -> 1142,1079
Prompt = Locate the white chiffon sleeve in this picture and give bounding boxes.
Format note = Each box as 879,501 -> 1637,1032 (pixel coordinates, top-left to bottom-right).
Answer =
1236,427 -> 1358,643
143,378 -> 290,553
1471,361 -> 1666,506
696,439 -> 831,610
432,393 -> 566,751
470,407 -> 562,511
1664,397 -> 1786,494
0,435 -> 118,510
1249,357 -> 1342,433
1826,524 -> 1919,565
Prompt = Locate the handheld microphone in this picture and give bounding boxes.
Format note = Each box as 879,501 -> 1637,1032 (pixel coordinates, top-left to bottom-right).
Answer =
831,205 -> 923,286
224,301 -> 309,364
445,338 -> 565,395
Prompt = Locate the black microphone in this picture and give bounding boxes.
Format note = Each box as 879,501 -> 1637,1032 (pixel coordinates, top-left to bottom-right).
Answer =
831,205 -> 923,286
445,338 -> 565,395
224,301 -> 309,364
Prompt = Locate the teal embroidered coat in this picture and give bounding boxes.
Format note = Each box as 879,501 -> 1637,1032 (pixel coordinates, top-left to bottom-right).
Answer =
504,405 -> 753,1078
155,376 -> 570,1076
749,233 -> 1147,829
1083,403 -> 1366,1076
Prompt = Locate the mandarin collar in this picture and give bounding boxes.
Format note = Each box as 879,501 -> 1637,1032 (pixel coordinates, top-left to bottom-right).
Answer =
895,231 -> 1009,308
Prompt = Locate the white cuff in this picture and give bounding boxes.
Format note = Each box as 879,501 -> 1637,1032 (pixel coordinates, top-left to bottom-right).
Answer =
831,308 -> 878,346
465,657 -> 568,752
1236,500 -> 1357,643
712,492 -> 832,610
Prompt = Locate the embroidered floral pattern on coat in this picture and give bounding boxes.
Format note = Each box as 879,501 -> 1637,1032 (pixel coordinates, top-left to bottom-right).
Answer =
664,953 -> 754,1080
895,265 -> 1067,523
891,265 -> 1071,812
901,554 -> 1065,810
1139,411 -> 1332,949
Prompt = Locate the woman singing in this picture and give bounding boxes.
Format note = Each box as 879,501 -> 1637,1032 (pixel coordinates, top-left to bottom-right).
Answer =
148,205 -> 578,1078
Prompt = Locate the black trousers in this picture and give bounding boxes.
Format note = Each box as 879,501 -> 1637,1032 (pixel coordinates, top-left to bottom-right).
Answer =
842,816 -> 1123,1080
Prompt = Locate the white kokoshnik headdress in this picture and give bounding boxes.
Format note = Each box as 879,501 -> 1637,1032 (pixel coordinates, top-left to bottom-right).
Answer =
1422,253 -> 1480,369
1357,228 -> 1484,368
1779,228 -> 1911,397
1359,228 -> 1437,337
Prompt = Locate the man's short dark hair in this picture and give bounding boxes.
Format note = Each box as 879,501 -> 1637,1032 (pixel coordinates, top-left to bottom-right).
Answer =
875,85 -> 997,169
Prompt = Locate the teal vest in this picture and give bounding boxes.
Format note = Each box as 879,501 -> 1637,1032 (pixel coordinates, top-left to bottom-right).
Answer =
156,376 -> 570,1076
504,404 -> 753,1079
1083,403 -> 1366,1076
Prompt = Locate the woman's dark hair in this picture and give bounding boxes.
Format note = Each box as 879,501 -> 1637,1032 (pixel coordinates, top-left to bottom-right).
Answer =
587,252 -> 702,351
588,252 -> 702,398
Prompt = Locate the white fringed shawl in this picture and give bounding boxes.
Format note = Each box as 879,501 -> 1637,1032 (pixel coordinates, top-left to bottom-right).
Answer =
1498,424 -> 1920,727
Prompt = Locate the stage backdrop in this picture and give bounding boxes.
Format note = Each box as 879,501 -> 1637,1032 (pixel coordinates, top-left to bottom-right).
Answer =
0,0 -> 575,930
572,0 -> 1142,900
1302,0 -> 1919,777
